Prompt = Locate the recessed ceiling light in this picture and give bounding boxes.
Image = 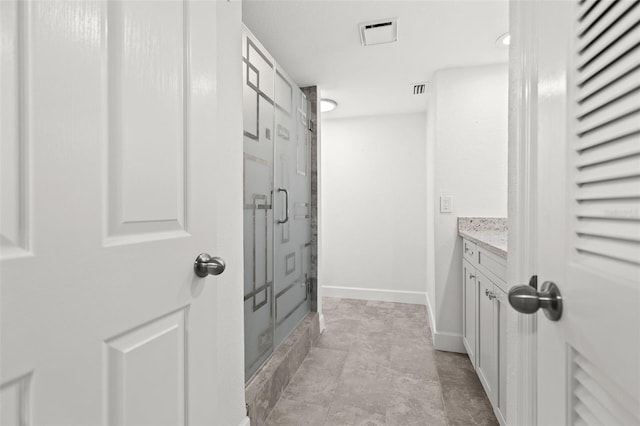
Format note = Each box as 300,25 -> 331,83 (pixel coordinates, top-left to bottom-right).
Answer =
496,32 -> 510,46
320,99 -> 338,112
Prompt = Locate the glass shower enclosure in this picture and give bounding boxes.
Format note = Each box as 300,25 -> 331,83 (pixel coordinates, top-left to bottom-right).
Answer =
242,27 -> 312,380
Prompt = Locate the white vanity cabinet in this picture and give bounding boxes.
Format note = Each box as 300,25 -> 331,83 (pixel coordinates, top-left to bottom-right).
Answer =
461,238 -> 508,425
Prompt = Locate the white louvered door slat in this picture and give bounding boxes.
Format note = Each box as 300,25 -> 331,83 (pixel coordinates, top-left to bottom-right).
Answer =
577,53 -> 640,102
576,136 -> 640,167
576,71 -> 640,118
573,389 -> 621,425
577,40 -> 640,86
530,0 -> 640,425
576,178 -> 640,200
574,237 -> 639,264
576,4 -> 640,71
575,92 -> 640,135
576,155 -> 640,184
576,112 -> 640,149
577,1 -> 637,50
576,220 -> 640,242
577,0 -> 616,36
578,0 -> 601,20
576,200 -> 640,219
573,403 -> 601,426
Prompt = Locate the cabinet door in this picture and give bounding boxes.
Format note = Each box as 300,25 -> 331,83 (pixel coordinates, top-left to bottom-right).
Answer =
462,259 -> 477,367
476,271 -> 496,403
494,285 -> 508,425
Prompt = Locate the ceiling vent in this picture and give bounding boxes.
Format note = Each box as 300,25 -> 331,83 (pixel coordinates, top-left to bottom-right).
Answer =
412,82 -> 428,95
359,18 -> 398,46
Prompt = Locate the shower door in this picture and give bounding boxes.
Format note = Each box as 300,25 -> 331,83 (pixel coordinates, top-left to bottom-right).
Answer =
242,32 -> 275,380
242,28 -> 311,380
273,69 -> 311,348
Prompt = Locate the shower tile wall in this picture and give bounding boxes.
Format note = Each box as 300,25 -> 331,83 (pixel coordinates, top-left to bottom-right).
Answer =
301,86 -> 318,312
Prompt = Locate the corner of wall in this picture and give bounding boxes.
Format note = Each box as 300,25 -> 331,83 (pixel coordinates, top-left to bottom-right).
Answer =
425,83 -> 437,333
424,287 -> 436,336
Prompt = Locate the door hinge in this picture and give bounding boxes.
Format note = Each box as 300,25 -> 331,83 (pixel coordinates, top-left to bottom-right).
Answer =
308,119 -> 316,133
306,275 -> 313,295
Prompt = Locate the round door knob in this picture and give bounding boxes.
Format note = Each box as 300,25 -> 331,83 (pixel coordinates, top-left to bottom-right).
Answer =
508,280 -> 563,321
194,253 -> 226,278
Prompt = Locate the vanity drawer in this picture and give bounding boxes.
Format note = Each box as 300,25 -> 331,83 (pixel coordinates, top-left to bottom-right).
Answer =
463,239 -> 478,263
478,249 -> 507,290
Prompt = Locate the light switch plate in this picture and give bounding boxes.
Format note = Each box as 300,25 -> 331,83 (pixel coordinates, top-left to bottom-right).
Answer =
440,196 -> 453,213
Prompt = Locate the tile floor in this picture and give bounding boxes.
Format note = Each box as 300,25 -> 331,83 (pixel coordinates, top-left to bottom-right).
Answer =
265,297 -> 498,426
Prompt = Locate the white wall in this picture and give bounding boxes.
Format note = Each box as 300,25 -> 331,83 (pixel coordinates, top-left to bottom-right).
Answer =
426,63 -> 509,351
320,113 -> 427,304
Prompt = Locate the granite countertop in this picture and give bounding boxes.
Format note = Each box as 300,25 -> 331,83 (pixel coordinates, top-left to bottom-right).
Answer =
458,217 -> 508,258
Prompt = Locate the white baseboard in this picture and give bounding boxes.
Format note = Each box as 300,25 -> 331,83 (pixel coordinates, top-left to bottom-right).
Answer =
322,285 -> 427,305
319,313 -> 325,333
433,330 -> 466,353
238,416 -> 250,426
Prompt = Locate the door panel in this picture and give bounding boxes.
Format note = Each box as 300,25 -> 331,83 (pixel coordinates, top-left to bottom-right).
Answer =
105,309 -> 187,426
0,0 -> 28,258
0,1 -> 244,424
106,0 -> 188,242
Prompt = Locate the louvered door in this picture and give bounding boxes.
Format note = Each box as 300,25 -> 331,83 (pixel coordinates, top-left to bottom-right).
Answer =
532,0 -> 640,424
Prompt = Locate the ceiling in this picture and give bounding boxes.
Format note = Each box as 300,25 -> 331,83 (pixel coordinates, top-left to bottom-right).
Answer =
243,1 -> 509,119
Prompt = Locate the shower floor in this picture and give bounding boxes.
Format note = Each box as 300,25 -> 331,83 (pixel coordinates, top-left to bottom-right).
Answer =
264,297 -> 498,426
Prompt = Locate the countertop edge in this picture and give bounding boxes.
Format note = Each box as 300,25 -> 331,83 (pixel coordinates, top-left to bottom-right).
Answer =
458,230 -> 508,259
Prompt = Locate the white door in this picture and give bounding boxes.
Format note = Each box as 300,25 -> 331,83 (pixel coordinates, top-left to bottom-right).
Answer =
0,1 -> 245,425
532,0 -> 640,424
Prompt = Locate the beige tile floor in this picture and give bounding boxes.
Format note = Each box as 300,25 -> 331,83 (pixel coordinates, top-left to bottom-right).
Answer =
265,297 -> 498,426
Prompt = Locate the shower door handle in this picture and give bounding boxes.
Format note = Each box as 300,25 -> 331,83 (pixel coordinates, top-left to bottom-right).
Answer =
277,188 -> 289,224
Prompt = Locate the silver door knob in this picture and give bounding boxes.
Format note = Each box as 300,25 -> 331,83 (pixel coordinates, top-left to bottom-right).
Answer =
508,280 -> 562,321
194,253 -> 226,277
